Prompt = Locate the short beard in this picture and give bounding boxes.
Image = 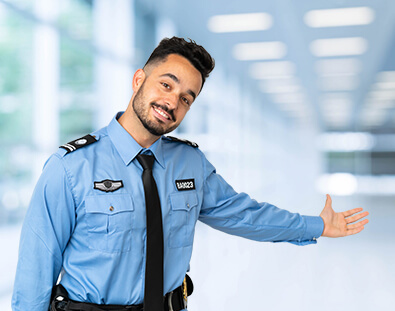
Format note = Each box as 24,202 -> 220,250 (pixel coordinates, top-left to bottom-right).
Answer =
132,81 -> 176,136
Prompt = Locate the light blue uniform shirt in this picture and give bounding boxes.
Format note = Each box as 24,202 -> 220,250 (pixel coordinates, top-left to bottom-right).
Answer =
12,112 -> 324,311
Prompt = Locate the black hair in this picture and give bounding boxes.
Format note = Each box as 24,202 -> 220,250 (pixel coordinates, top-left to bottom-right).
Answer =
144,37 -> 215,90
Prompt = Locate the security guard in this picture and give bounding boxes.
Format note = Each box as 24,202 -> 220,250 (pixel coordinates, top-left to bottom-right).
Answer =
12,37 -> 369,311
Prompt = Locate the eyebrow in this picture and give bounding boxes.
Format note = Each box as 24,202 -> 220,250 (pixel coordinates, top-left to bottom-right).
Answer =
160,73 -> 197,100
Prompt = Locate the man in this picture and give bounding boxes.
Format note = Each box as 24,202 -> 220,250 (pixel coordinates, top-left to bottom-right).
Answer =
12,37 -> 369,311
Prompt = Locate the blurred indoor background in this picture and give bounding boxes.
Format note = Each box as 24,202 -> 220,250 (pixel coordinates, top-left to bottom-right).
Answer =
0,0 -> 394,310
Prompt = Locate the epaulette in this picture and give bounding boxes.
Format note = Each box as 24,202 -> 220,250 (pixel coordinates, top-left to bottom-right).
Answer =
59,134 -> 97,154
165,136 -> 199,148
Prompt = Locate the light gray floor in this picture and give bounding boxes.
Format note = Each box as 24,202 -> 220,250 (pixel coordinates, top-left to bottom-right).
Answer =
3,196 -> 394,311
189,196 -> 395,311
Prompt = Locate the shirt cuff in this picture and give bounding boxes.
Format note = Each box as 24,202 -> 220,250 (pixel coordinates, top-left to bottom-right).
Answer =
298,215 -> 324,245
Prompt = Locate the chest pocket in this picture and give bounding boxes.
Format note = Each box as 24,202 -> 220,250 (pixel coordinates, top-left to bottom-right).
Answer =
169,191 -> 199,248
84,194 -> 134,253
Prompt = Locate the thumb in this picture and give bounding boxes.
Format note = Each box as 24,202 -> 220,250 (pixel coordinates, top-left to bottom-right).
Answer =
324,194 -> 332,209
320,194 -> 333,218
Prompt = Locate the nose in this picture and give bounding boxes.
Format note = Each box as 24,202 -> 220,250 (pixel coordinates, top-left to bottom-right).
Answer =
164,92 -> 179,110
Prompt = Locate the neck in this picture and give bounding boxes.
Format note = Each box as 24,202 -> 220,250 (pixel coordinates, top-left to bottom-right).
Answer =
118,104 -> 161,149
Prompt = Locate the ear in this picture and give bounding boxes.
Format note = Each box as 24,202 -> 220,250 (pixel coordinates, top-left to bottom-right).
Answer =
132,69 -> 146,92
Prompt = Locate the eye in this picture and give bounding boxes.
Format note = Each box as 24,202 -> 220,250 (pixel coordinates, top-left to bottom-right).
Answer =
181,97 -> 190,105
161,82 -> 170,89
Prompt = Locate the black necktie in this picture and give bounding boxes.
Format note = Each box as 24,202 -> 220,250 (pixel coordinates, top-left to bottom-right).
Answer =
136,154 -> 164,311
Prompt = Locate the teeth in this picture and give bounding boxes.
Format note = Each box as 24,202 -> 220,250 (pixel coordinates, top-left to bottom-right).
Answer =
154,107 -> 170,119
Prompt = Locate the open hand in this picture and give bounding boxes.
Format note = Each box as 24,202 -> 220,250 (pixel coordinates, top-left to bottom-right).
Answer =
320,194 -> 369,238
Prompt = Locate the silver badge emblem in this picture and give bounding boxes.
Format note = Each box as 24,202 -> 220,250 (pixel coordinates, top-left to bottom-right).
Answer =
94,179 -> 124,192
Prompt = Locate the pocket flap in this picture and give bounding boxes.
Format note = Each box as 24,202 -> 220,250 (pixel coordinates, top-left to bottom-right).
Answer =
170,192 -> 198,211
85,194 -> 134,215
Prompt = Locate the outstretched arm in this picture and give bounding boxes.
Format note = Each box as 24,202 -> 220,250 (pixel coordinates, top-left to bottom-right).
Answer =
320,194 -> 369,238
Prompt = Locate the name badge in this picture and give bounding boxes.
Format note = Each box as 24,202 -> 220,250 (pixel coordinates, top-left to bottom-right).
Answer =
175,179 -> 195,191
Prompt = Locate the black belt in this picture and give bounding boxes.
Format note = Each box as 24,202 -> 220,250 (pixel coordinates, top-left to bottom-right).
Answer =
50,275 -> 193,311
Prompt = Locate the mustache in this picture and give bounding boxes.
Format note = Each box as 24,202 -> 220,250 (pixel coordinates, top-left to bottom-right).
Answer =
152,103 -> 175,121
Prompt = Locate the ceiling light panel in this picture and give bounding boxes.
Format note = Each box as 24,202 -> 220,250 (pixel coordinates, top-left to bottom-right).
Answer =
317,132 -> 374,151
272,93 -> 305,104
315,58 -> 362,76
260,83 -> 300,94
233,41 -> 287,60
374,82 -> 395,90
259,77 -> 301,94
310,37 -> 368,57
326,118 -> 351,128
360,109 -> 387,126
278,102 -> 307,112
320,93 -> 353,126
249,61 -> 296,79
368,90 -> 395,100
304,7 -> 375,28
376,71 -> 395,82
365,99 -> 395,109
321,93 -> 353,110
208,13 -> 273,33
319,75 -> 359,91
323,107 -> 353,117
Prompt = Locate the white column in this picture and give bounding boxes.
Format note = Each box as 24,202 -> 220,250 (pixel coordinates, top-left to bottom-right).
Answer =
93,0 -> 135,128
32,0 -> 59,180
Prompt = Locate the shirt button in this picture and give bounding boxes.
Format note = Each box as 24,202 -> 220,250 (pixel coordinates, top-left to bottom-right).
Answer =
187,203 -> 190,208
109,206 -> 114,211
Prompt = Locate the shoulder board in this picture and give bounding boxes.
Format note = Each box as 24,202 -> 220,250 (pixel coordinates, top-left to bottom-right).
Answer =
59,134 -> 97,154
165,136 -> 199,148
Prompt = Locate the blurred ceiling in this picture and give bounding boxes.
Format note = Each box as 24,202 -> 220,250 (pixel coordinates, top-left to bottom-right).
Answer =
146,0 -> 395,134
3,0 -> 395,134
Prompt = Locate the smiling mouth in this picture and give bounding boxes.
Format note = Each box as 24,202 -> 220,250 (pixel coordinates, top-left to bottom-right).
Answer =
152,105 -> 173,121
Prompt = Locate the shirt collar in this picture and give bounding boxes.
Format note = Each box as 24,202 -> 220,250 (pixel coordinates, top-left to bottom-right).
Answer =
107,112 -> 165,168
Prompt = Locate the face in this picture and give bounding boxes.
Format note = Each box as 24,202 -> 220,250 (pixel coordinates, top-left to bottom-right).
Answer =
132,54 -> 203,136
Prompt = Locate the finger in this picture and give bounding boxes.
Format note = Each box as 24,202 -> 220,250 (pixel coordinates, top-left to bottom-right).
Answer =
342,207 -> 364,218
347,219 -> 369,229
325,194 -> 332,207
345,211 -> 369,224
346,225 -> 365,236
